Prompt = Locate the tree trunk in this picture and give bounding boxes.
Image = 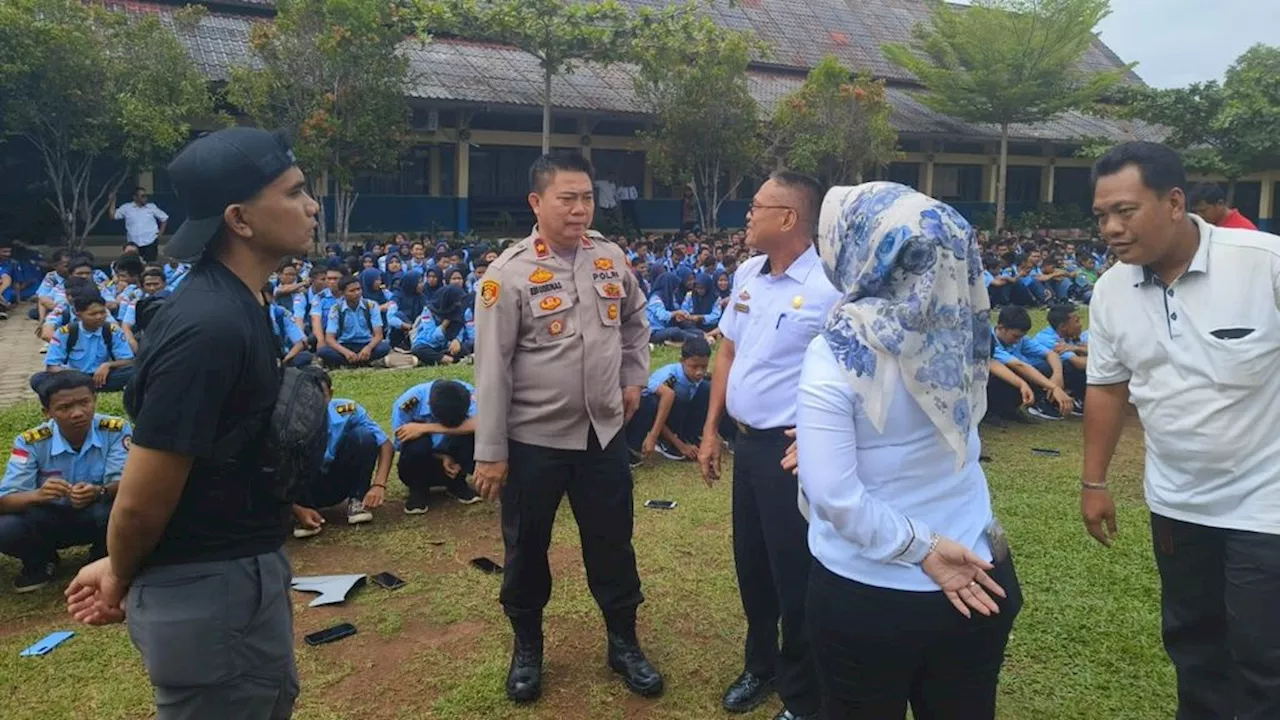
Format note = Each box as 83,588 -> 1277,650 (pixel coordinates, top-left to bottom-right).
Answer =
541,65 -> 552,155
311,174 -> 328,249
1226,178 -> 1238,206
996,123 -> 1009,232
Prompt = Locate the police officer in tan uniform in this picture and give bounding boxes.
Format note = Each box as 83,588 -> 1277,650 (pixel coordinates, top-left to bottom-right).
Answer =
473,152 -> 661,705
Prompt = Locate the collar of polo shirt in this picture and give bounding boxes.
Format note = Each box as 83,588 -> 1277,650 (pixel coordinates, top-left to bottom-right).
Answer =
1133,215 -> 1214,287
759,245 -> 821,283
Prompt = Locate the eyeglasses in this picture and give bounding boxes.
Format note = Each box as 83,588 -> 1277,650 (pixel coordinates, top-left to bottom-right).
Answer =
747,203 -> 793,215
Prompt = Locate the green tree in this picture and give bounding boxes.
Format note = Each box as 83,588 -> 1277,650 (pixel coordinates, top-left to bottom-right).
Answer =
226,0 -> 422,245
769,56 -> 898,185
0,0 -> 215,248
634,27 -> 760,234
1102,43 -> 1280,203
415,0 -> 711,154
883,0 -> 1131,230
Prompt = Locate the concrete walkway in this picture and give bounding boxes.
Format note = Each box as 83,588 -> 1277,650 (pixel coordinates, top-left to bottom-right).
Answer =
0,312 -> 47,408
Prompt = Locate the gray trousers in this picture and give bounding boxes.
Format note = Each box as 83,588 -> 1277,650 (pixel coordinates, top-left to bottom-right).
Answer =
126,549 -> 298,719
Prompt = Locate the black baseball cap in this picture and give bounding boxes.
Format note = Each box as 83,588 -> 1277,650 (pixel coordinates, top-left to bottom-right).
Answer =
165,127 -> 298,262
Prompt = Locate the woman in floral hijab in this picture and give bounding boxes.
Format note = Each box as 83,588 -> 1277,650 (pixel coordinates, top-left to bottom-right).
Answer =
796,182 -> 1020,719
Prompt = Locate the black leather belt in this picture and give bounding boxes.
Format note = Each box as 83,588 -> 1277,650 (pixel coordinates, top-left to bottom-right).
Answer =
733,419 -> 791,438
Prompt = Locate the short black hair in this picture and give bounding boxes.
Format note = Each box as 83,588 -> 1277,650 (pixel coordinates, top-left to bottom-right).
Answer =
337,274 -> 360,291
140,267 -> 165,284
51,249 -> 70,264
428,380 -> 471,428
1188,183 -> 1226,207
68,258 -> 94,275
997,305 -> 1032,332
529,152 -> 594,195
1046,304 -> 1078,331
769,170 -> 824,233
681,335 -> 712,359
277,257 -> 297,272
36,370 -> 96,409
135,186 -> 147,195
73,291 -> 106,313
62,276 -> 94,298
1091,141 -> 1186,196
115,255 -> 144,277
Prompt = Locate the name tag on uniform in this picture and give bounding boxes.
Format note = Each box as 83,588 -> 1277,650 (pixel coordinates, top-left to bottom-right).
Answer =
734,302 -> 750,314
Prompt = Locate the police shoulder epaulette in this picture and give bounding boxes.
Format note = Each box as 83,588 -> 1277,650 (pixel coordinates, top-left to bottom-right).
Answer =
489,242 -> 527,271
97,416 -> 126,432
336,401 -> 357,415
20,425 -> 53,444
401,395 -> 420,412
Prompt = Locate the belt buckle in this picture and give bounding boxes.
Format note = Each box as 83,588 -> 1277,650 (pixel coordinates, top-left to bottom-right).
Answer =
734,420 -> 750,436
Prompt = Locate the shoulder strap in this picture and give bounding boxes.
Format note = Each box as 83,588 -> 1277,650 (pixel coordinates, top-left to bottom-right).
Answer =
66,322 -> 78,354
104,325 -> 116,362
361,300 -> 373,329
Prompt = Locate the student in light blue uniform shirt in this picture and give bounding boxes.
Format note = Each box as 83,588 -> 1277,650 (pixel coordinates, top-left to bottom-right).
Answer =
991,305 -> 1075,419
624,336 -> 733,465
0,372 -> 129,592
646,270 -> 702,346
305,267 -> 340,338
318,274 -> 389,368
162,260 -> 190,289
679,272 -> 723,332
411,285 -> 474,366
390,379 -> 478,513
30,250 -> 70,322
267,298 -> 312,368
33,292 -> 134,393
292,370 -> 393,537
1032,304 -> 1089,400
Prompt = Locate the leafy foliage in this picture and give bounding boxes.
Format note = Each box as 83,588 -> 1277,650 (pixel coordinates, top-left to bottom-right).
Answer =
1097,43 -> 1280,201
883,0 -> 1130,229
416,0 -> 711,153
633,26 -> 760,234
226,0 -> 421,245
0,0 -> 215,247
769,56 -> 898,186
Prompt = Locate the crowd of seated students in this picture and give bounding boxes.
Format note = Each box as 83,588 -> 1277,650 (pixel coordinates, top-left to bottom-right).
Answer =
981,232 -> 1108,308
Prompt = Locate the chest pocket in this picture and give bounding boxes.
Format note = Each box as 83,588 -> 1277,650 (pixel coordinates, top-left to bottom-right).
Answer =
593,281 -> 626,327
1201,322 -> 1279,388
529,292 -> 577,344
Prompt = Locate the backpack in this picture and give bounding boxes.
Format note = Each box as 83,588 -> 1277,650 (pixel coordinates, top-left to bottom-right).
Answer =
64,322 -> 118,362
258,364 -> 330,503
337,300 -> 373,337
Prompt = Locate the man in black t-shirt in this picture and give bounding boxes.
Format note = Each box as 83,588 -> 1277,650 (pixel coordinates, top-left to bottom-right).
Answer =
65,127 -> 319,719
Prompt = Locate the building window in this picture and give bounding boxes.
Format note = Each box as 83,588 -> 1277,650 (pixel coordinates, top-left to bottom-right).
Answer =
591,150 -> 644,188
1005,166 -> 1043,204
1009,143 -> 1043,157
934,165 -> 983,201
940,141 -> 985,155
898,139 -> 922,153
888,162 -> 920,189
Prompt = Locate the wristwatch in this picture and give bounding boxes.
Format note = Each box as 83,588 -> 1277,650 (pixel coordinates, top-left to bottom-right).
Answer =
98,485 -> 109,500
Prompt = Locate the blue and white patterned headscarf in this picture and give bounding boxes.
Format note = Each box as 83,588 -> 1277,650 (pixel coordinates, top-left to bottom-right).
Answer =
816,182 -> 991,465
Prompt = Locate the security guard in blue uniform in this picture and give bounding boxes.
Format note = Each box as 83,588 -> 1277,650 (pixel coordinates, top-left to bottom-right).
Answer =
0,372 -> 130,592
31,291 -> 134,394
318,274 -> 390,368
292,370 -> 393,537
390,379 -> 479,513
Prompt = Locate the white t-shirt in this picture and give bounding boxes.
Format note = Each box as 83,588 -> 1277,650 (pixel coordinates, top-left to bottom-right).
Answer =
115,202 -> 169,247
594,180 -> 618,209
1087,215 -> 1280,534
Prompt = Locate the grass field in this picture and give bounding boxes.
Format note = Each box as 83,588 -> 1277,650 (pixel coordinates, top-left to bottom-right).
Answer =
0,310 -> 1173,719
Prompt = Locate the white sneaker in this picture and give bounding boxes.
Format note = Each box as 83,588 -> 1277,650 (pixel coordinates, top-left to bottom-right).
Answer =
39,341 -> 48,354
293,524 -> 323,539
347,499 -> 373,524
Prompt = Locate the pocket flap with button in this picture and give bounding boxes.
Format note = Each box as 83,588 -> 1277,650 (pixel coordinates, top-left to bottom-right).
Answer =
530,292 -> 572,318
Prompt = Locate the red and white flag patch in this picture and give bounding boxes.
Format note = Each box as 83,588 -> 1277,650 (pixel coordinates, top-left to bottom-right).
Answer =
9,448 -> 30,465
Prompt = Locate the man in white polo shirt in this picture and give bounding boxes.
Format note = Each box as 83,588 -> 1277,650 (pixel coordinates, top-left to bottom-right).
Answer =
110,187 -> 169,262
1082,141 -> 1280,720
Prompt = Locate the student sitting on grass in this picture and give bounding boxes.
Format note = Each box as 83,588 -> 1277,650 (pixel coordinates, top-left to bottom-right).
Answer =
679,272 -> 723,333
391,379 -> 479,513
412,285 -> 474,366
1033,304 -> 1089,402
646,270 -> 702,347
624,336 -> 712,465
119,268 -> 169,349
266,290 -> 312,369
318,273 -> 391,368
292,369 -> 394,538
990,306 -> 1074,421
32,292 -> 134,393
0,371 -> 129,592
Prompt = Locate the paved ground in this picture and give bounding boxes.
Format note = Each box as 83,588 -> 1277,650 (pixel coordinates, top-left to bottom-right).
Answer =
0,310 -> 47,408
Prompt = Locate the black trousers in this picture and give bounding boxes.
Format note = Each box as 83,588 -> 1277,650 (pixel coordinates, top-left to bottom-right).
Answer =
411,344 -> 472,366
0,501 -> 112,567
807,558 -> 1021,720
136,243 -> 158,263
499,431 -> 643,625
1062,362 -> 1086,400
398,435 -> 475,496
985,373 -> 1025,420
299,427 -> 378,508
1151,513 -> 1280,720
732,426 -> 819,715
624,384 -> 738,454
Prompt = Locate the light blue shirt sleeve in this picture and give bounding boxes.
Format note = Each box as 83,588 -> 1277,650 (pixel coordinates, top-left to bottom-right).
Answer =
0,435 -> 40,496
703,299 -> 723,327
991,330 -> 1016,365
283,314 -> 305,346
354,405 -> 389,447
110,325 -> 134,360
645,364 -> 679,395
103,421 -> 132,483
679,294 -> 694,314
325,305 -> 340,336
1019,336 -> 1050,362
368,300 -> 383,330
645,294 -> 672,328
292,293 -> 307,320
45,330 -> 69,367
121,303 -> 137,327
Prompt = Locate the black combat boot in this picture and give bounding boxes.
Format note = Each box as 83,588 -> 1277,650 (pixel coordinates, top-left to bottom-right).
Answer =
605,607 -> 664,697
505,614 -> 543,703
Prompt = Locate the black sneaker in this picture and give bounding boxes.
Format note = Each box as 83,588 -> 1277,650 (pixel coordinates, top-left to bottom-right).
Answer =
13,561 -> 55,594
404,487 -> 429,515
628,448 -> 644,469
449,483 -> 481,505
1027,400 -> 1063,421
657,442 -> 684,461
1072,398 -> 1085,417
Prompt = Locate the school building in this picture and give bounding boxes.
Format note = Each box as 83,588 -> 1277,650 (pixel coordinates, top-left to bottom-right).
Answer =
19,0 -> 1280,240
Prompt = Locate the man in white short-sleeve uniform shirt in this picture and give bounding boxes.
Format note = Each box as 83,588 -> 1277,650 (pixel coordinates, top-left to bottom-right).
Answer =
111,187 -> 169,263
1082,141 -> 1280,720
